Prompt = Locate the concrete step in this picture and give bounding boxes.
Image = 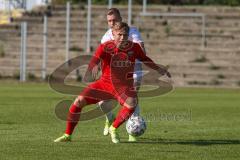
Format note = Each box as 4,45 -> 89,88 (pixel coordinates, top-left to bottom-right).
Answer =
143,6 -> 240,14
13,16 -> 43,23
3,40 -> 98,51
170,68 -> 240,79
3,36 -> 239,56
151,54 -> 240,64
0,57 -> 65,68
173,76 -> 239,88
3,50 -> 82,60
1,4 -> 240,87
206,19 -> 240,27
145,39 -> 239,49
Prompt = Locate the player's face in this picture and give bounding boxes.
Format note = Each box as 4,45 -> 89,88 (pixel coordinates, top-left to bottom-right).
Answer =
107,14 -> 121,28
113,29 -> 128,48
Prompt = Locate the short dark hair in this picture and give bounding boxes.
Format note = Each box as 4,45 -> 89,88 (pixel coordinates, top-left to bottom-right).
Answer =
112,22 -> 129,33
107,8 -> 122,19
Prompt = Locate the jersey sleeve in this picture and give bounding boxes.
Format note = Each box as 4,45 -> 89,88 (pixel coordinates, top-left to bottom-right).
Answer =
94,44 -> 104,58
129,27 -> 143,43
88,44 -> 104,70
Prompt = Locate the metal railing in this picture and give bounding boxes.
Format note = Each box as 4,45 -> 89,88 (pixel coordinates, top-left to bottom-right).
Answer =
20,22 -> 27,82
66,1 -> 70,62
42,15 -> 48,80
86,0 -> 91,53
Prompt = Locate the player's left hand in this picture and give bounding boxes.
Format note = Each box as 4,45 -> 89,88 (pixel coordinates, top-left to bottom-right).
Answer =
158,65 -> 171,78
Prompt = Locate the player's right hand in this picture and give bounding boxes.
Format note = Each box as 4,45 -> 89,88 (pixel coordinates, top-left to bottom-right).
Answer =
91,65 -> 99,80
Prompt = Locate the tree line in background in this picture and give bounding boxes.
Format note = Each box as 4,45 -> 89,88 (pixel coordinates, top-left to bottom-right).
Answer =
52,0 -> 240,6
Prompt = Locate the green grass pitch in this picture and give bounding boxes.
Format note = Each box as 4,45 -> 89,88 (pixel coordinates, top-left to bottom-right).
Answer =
0,81 -> 240,160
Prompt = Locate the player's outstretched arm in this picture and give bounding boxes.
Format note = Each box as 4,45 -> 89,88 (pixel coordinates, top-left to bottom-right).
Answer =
135,44 -> 171,78
140,56 -> 171,78
157,64 -> 171,78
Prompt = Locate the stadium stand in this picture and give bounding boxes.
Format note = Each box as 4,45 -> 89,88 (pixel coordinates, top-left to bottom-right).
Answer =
0,4 -> 239,87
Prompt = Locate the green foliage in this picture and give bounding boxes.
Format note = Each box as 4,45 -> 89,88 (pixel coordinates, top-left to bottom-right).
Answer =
92,0 -> 108,5
45,74 -> 50,81
13,71 -> 20,79
204,0 -> 240,6
28,73 -> 37,80
52,0 -> 108,5
217,74 -> 225,79
210,79 -> 222,85
0,42 -> 5,57
209,64 -> 221,70
164,25 -> 171,36
51,0 -> 67,5
188,80 -> 207,85
69,46 -> 83,52
50,0 -> 240,5
76,74 -> 82,82
192,55 -> 208,63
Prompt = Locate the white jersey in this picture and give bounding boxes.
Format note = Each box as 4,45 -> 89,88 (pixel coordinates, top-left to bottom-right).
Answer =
101,27 -> 143,44
101,26 -> 144,82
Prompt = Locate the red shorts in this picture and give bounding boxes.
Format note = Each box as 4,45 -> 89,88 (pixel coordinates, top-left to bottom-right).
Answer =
80,78 -> 137,105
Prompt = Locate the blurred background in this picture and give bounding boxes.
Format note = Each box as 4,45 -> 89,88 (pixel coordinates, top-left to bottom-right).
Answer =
0,0 -> 240,88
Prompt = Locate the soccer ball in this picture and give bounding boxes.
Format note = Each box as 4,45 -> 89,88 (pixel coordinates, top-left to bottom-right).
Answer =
126,115 -> 146,137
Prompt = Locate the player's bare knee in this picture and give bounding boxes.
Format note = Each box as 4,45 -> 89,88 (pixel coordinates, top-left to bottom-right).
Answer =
99,100 -> 110,107
124,97 -> 138,109
74,96 -> 86,108
99,100 -> 115,107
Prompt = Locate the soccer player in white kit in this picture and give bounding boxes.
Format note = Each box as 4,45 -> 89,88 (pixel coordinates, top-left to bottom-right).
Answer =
99,8 -> 146,142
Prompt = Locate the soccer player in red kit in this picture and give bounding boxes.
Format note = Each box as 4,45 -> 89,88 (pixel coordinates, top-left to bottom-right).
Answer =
54,22 -> 171,143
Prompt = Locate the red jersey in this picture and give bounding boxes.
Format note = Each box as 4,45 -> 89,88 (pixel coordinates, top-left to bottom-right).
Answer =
88,40 -> 159,87
81,40 -> 160,105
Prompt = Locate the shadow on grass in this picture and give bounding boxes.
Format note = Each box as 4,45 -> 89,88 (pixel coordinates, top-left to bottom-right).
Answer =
122,137 -> 240,146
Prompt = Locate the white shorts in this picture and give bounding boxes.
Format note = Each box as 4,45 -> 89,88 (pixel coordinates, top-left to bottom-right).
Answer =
133,60 -> 143,83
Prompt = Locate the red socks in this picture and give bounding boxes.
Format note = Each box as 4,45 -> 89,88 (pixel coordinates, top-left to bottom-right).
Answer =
112,106 -> 134,128
65,104 -> 82,135
65,104 -> 134,134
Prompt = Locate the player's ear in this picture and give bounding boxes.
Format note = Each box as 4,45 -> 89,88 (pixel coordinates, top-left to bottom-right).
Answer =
112,30 -> 116,36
